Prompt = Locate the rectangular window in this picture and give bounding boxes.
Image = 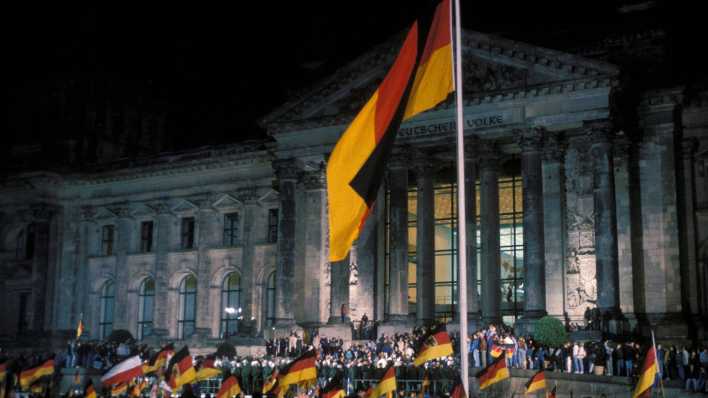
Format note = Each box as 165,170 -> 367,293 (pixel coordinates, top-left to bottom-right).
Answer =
101,225 -> 115,256
223,213 -> 240,246
181,217 -> 195,249
267,208 -> 279,243
140,221 -> 154,253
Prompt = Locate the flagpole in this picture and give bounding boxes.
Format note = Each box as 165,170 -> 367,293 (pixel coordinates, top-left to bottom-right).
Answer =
452,0 -> 469,395
651,330 -> 665,398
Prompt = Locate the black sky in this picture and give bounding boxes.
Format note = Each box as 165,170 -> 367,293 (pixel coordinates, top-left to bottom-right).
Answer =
5,1 -> 703,154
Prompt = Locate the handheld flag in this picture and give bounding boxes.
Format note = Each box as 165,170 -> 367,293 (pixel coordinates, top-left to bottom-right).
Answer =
85,379 -> 97,398
320,376 -> 345,398
476,356 -> 509,391
326,0 -> 454,262
216,375 -> 242,398
143,343 -> 174,375
166,346 -> 196,389
19,359 -> 54,389
524,370 -> 546,394
101,355 -> 144,386
366,366 -> 396,398
277,349 -> 317,388
76,319 -> 84,340
263,369 -> 279,394
449,377 -> 466,398
631,346 -> 658,398
195,357 -> 222,381
414,325 -> 454,366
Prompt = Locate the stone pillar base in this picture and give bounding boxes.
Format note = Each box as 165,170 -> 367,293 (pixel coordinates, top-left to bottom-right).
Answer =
636,312 -> 689,342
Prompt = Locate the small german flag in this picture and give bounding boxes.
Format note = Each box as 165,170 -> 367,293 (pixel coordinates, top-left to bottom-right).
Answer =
367,366 -> 396,398
85,379 -> 97,398
130,379 -> 148,397
476,356 -> 509,391
413,326 -> 454,366
320,376 -> 345,398
19,359 -> 54,389
525,370 -> 546,394
76,319 -> 84,340
489,344 -> 503,358
143,344 -> 174,375
166,346 -> 196,389
216,375 -> 242,398
548,385 -> 557,398
111,383 -> 128,397
278,349 -> 317,388
449,377 -> 466,398
262,370 -> 279,394
195,357 -> 222,381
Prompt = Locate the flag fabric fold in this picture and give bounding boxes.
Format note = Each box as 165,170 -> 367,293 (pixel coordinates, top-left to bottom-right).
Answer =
476,356 -> 509,391
19,359 -> 54,389
85,379 -> 97,398
449,377 -> 466,398
195,357 -> 222,381
76,319 -> 84,340
111,383 -> 128,397
278,349 -> 317,388
326,0 -> 454,262
548,385 -> 557,398
143,343 -> 174,375
320,375 -> 345,398
216,375 -> 242,398
524,370 -> 546,394
366,366 -> 396,398
632,346 -> 658,398
101,355 -> 143,386
413,325 -> 454,366
166,346 -> 197,390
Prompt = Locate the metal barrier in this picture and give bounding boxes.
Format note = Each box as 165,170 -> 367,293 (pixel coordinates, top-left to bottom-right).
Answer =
349,379 -> 453,395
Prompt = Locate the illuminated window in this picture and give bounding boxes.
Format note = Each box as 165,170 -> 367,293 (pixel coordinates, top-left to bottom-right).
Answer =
221,273 -> 241,337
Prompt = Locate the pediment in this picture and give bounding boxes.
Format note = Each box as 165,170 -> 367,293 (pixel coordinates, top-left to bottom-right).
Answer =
212,194 -> 243,212
261,29 -> 618,131
258,189 -> 280,206
171,199 -> 199,214
94,207 -> 118,220
131,203 -> 156,218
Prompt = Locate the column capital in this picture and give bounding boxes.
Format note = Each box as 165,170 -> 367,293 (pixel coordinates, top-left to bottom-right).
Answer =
273,158 -> 301,181
543,132 -> 566,162
388,151 -> 411,170
681,137 -> 699,159
303,169 -> 327,190
584,119 -> 614,144
411,153 -> 436,180
235,187 -> 260,204
514,126 -> 545,152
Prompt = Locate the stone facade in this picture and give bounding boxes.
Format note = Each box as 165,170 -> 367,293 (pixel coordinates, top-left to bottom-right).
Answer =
1,30 -> 707,347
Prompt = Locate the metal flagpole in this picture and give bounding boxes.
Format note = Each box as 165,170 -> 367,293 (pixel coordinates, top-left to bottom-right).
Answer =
651,330 -> 665,398
452,0 -> 469,395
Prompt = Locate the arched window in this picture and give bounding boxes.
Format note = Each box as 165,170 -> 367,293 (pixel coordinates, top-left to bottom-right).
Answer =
265,272 -> 276,327
220,273 -> 241,337
138,278 -> 155,339
179,275 -> 197,338
100,281 -> 115,339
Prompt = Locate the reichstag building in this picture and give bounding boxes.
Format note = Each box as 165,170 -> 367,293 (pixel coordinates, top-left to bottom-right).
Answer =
1,26 -> 707,349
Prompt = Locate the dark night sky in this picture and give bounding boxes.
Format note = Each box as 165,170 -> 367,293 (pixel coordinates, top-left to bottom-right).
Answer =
5,1 -> 703,156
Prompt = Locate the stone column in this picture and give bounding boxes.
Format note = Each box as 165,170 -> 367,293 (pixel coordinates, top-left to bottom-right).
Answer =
195,198 -> 217,338
515,127 -> 547,327
586,121 -> 621,322
613,135 -> 636,316
479,144 -> 502,325
328,257 -> 351,324
353,184 -> 379,324
301,169 -> 327,326
386,155 -> 410,322
239,190 -> 260,331
464,148 -> 481,325
414,156 -> 436,325
678,138 -> 702,319
542,133 -> 566,318
273,159 -> 300,327
112,206 -> 133,330
29,206 -> 52,332
151,201 -> 173,339
374,185 -> 387,322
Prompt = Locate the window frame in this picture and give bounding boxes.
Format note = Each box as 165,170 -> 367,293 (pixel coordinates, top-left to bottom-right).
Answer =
180,217 -> 196,250
137,278 -> 155,340
99,281 -> 115,339
101,224 -> 115,256
223,212 -> 240,247
220,273 -> 242,337
140,220 -> 154,253
178,275 -> 197,339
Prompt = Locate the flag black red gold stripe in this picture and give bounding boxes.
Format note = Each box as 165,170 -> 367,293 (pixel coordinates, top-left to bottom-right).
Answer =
476,356 -> 509,391
76,319 -> 84,340
320,375 -> 345,398
327,0 -> 454,262
548,385 -> 557,398
449,378 -> 466,398
278,350 -> 317,387
217,375 -> 241,398
632,346 -> 658,398
144,344 -> 173,375
167,346 -> 196,389
525,370 -> 546,394
414,326 -> 454,366
195,357 -> 222,381
111,383 -> 128,397
19,359 -> 54,389
262,370 -> 279,394
367,366 -> 396,398
85,379 -> 97,398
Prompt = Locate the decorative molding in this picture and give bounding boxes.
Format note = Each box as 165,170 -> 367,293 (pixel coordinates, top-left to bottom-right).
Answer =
212,193 -> 243,212
302,170 -> 326,190
131,203 -> 157,218
272,159 -> 301,181
543,132 -> 566,162
257,189 -> 280,206
514,127 -> 545,152
585,119 -> 613,144
171,199 -> 199,215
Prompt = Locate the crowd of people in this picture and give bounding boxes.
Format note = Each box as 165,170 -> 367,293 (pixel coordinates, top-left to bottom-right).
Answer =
2,321 -> 708,396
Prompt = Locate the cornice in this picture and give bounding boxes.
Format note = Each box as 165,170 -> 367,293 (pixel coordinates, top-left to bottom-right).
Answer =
638,87 -> 685,113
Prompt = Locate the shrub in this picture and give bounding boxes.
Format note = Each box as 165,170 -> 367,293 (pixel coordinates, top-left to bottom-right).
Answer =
533,316 -> 567,347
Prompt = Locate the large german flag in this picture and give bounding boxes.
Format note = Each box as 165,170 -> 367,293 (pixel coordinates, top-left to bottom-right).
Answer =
413,326 -> 454,366
367,366 -> 396,398
167,346 -> 196,389
143,343 -> 174,375
476,356 -> 509,391
216,375 -> 242,398
19,359 -> 54,389
320,375 -> 345,398
327,0 -> 454,262
525,370 -> 546,394
632,346 -> 658,398
278,349 -> 317,388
